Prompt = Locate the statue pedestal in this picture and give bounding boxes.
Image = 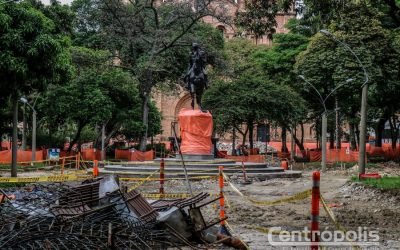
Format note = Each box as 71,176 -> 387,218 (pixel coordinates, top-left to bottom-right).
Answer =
178,108 -> 213,159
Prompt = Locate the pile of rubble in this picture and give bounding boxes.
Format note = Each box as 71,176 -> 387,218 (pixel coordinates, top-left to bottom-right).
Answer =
0,175 -> 246,249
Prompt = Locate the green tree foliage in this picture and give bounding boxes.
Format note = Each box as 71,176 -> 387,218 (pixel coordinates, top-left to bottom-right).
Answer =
253,19 -> 309,152
235,0 -> 292,39
92,0 -> 225,150
204,38 -> 305,149
295,4 -> 400,149
39,46 -> 161,151
0,1 -> 72,175
0,1 -> 72,96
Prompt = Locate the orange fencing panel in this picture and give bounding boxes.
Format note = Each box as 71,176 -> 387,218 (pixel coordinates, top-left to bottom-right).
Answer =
1,141 -> 11,150
309,151 -> 322,162
277,151 -> 290,160
129,150 -> 154,161
115,149 -> 130,160
81,149 -> 99,161
178,108 -> 213,155
0,150 -> 44,163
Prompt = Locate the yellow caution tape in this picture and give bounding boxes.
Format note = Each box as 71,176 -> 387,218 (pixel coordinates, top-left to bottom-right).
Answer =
119,175 -> 217,182
127,169 -> 160,192
142,193 -> 193,199
225,221 -> 251,250
247,189 -> 312,205
0,174 -> 92,183
320,195 -> 362,250
222,172 -> 311,205
0,155 -> 77,165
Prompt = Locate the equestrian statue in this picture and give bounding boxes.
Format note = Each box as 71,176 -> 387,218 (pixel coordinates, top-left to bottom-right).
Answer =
182,43 -> 208,112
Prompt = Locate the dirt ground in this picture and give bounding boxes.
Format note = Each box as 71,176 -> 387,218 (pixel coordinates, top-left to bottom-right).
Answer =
220,163 -> 400,250
127,162 -> 400,249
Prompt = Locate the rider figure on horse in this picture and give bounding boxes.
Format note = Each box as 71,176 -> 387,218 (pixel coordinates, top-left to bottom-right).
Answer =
183,43 -> 208,111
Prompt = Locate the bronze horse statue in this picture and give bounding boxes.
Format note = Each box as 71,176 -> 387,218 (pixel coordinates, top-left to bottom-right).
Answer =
183,43 -> 208,112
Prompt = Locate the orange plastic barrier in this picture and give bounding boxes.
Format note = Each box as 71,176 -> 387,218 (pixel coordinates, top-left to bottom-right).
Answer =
115,149 -> 130,160
0,150 -> 44,163
179,108 -> 213,155
309,151 -> 322,162
281,160 -> 289,170
367,146 -> 400,161
277,151 -> 290,160
1,141 -> 11,150
81,149 -> 101,161
128,150 -> 154,161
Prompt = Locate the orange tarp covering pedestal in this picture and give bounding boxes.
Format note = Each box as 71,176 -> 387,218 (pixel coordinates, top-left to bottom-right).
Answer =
179,108 -> 213,155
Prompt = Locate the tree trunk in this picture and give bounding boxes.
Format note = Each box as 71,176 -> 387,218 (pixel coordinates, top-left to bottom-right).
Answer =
388,115 -> 399,149
300,122 -> 304,146
375,116 -> 386,147
11,93 -> 18,177
68,122 -> 85,152
248,122 -> 254,149
281,127 -> 288,152
329,128 -> 335,149
355,125 -> 360,150
22,104 -> 27,150
287,127 -> 306,157
139,91 -> 150,152
350,123 -> 357,151
242,127 -> 248,146
231,127 -> 236,156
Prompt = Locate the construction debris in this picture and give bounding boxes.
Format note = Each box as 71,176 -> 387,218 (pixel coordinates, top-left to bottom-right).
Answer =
0,175 -> 243,249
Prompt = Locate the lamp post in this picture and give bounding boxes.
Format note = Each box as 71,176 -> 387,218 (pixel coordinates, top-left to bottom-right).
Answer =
320,29 -> 369,174
299,75 -> 353,171
20,97 -> 37,162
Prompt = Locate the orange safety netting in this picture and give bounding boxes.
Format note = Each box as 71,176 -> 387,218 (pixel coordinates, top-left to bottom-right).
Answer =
1,141 -> 11,150
367,146 -> 400,161
115,149 -> 130,160
277,152 -> 291,160
81,149 -> 101,161
0,150 -> 44,163
306,149 -> 360,163
179,108 -> 213,155
128,150 -> 154,161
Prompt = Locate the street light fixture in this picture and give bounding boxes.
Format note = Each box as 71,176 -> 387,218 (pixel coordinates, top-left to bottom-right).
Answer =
20,97 -> 37,162
299,75 -> 353,171
320,29 -> 369,175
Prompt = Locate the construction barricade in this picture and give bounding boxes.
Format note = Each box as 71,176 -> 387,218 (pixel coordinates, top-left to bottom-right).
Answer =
0,150 -> 44,163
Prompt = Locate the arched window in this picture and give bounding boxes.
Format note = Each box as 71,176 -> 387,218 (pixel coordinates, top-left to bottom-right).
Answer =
216,25 -> 226,35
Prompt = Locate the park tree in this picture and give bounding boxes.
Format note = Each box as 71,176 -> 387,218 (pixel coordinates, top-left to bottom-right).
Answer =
235,0 -> 292,41
40,46 -> 161,151
204,38 -> 305,150
0,1 -> 72,176
295,3 -> 400,149
90,0 -> 227,151
254,19 -> 310,153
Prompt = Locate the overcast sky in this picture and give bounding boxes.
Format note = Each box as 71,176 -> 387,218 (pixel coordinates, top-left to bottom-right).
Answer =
40,0 -> 73,5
